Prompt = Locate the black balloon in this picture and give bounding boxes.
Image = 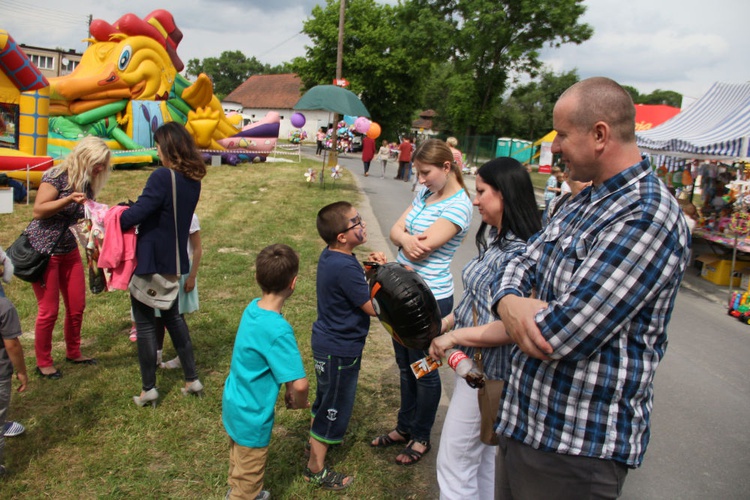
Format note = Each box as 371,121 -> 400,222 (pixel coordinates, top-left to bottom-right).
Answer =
364,262 -> 441,350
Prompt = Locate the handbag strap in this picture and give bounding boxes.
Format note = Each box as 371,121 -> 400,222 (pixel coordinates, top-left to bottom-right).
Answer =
170,169 -> 181,277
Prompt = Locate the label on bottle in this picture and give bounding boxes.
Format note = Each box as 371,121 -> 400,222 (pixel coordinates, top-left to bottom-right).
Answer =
410,355 -> 442,379
447,350 -> 469,371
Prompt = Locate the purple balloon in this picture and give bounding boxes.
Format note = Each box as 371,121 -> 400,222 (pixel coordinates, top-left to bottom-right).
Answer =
354,116 -> 371,134
290,112 -> 306,128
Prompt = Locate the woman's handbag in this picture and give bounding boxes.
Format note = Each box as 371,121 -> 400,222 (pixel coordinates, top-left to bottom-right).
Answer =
128,170 -> 181,310
129,273 -> 179,310
7,221 -> 71,283
475,351 -> 504,446
6,233 -> 50,283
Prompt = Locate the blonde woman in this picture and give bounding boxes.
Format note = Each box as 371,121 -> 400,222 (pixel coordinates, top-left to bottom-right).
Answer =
371,139 -> 473,465
26,137 -> 112,378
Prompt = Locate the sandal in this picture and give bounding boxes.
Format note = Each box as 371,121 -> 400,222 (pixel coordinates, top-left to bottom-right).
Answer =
395,440 -> 431,466
303,465 -> 353,490
370,428 -> 410,447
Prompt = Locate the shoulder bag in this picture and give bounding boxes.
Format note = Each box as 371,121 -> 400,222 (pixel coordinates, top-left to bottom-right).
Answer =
472,304 -> 505,446
7,219 -> 71,283
128,170 -> 181,310
475,351 -> 504,446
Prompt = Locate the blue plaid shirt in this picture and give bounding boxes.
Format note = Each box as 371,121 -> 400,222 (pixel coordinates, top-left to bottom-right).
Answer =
493,159 -> 690,467
454,228 -> 526,381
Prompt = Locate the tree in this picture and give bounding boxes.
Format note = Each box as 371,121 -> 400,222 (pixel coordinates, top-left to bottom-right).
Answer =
623,85 -> 641,104
421,0 -> 593,137
495,69 -> 579,140
185,51 -> 288,100
292,0 -> 452,139
638,89 -> 682,108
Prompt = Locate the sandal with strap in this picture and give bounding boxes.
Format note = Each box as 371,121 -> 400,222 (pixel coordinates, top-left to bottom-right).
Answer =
370,428 -> 410,448
395,440 -> 431,466
303,465 -> 354,490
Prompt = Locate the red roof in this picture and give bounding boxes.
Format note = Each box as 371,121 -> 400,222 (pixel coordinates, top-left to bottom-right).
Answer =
224,73 -> 303,109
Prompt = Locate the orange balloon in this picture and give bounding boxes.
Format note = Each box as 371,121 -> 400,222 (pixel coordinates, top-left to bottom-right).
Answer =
366,122 -> 381,139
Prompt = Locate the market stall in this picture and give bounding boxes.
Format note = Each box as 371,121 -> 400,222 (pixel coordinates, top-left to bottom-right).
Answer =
636,82 -> 750,313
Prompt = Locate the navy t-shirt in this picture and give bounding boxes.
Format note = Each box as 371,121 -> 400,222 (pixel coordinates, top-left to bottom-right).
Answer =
311,247 -> 371,357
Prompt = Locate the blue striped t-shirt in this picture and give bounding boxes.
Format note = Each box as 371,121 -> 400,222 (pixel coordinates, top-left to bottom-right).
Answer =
397,186 -> 473,300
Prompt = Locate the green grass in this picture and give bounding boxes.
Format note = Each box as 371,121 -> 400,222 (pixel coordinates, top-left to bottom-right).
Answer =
1,159 -> 433,499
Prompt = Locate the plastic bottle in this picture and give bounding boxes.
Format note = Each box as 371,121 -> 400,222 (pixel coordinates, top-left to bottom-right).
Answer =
445,348 -> 486,388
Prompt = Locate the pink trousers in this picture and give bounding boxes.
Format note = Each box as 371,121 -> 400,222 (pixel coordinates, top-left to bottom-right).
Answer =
32,248 -> 86,367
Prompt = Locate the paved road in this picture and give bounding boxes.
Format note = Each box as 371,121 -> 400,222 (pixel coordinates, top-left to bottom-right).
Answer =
305,147 -> 750,499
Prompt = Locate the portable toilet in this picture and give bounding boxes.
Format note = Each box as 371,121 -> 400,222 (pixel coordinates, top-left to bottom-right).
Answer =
510,139 -> 533,163
495,137 -> 512,158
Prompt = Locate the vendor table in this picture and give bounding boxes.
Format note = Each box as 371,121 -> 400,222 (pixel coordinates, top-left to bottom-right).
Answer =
693,228 -> 750,253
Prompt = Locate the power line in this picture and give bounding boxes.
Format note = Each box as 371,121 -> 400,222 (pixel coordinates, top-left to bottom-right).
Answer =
1,0 -> 87,25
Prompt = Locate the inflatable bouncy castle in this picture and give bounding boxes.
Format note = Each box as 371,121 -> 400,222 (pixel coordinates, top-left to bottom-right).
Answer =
0,9 -> 280,186
0,29 -> 54,186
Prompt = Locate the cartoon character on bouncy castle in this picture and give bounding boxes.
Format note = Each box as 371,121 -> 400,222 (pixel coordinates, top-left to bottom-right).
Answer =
45,10 -> 279,166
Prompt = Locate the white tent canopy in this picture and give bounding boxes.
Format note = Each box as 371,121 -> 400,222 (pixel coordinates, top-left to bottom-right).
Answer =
636,82 -> 750,162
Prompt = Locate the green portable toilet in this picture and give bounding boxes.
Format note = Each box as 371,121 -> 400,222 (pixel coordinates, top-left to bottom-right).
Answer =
510,139 -> 533,163
496,137 -> 512,158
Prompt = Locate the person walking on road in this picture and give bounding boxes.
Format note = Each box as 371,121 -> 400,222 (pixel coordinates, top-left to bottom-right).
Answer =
396,137 -> 412,181
362,135 -> 376,177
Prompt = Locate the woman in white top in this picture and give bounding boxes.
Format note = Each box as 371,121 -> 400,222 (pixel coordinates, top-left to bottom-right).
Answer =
377,140 -> 391,178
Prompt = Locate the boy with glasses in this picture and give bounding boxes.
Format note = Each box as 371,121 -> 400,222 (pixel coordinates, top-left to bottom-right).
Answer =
304,201 -> 385,490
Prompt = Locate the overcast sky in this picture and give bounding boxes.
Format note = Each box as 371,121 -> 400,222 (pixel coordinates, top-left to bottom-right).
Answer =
3,0 -> 748,104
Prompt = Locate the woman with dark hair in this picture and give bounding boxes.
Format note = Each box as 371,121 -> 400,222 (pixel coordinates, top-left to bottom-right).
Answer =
120,122 -> 207,407
371,139 -> 473,466
428,157 -> 541,499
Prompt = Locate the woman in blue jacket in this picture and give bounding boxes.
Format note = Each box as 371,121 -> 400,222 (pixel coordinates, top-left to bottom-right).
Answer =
121,122 -> 207,407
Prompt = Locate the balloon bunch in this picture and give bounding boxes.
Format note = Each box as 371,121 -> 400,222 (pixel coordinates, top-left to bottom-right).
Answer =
354,116 -> 381,139
288,128 -> 308,144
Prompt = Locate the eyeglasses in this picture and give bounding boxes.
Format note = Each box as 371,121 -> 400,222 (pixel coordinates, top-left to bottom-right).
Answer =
344,214 -> 364,232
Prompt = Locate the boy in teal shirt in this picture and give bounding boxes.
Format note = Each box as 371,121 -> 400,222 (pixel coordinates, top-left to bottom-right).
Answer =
222,244 -> 309,499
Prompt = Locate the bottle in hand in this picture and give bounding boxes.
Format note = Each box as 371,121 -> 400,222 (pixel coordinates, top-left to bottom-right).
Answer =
445,348 -> 486,388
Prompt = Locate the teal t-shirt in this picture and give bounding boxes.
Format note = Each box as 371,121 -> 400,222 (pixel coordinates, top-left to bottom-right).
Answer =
222,298 -> 307,447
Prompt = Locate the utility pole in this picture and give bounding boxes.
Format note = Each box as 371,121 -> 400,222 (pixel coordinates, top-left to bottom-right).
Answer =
328,0 -> 346,167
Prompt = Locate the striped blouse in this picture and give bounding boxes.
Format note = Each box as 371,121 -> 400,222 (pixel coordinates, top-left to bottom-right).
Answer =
397,186 -> 473,300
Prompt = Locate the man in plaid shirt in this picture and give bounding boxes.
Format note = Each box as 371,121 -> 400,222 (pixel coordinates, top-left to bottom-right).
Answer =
493,77 -> 691,498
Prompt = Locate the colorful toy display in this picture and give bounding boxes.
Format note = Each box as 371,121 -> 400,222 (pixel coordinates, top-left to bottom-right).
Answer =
728,290 -> 750,324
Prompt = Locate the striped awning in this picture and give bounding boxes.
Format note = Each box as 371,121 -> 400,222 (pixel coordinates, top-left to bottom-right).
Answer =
636,82 -> 750,161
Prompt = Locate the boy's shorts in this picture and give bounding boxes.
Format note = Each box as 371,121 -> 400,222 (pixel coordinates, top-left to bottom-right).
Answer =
227,438 -> 268,500
310,352 -> 361,444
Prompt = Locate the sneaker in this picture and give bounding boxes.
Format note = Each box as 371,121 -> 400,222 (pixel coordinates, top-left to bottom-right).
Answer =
303,465 -> 353,490
225,488 -> 270,499
3,421 -> 25,437
160,356 -> 181,369
129,326 -> 137,342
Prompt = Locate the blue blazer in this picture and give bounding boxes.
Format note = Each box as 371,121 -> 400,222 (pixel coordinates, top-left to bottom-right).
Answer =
120,167 -> 201,276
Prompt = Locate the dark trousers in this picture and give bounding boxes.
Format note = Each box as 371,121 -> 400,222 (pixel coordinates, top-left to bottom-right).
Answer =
496,435 -> 629,499
131,295 -> 197,391
397,161 -> 409,180
392,296 -> 453,443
